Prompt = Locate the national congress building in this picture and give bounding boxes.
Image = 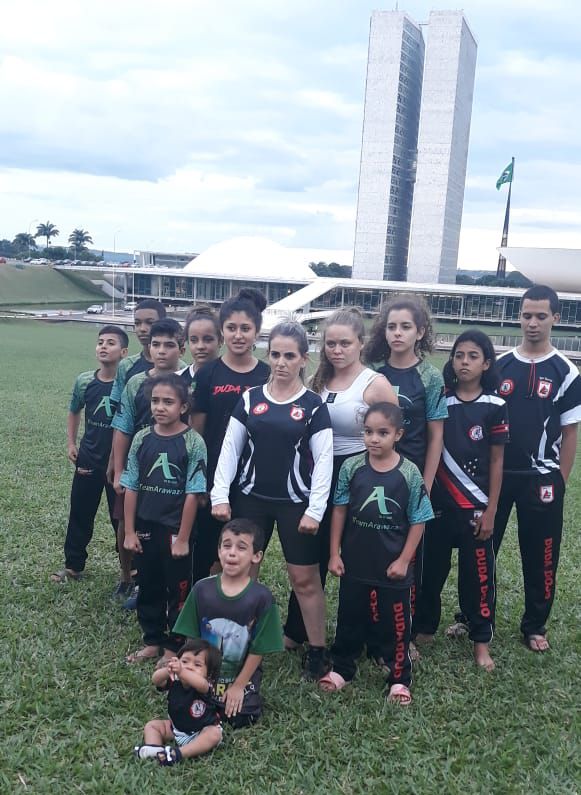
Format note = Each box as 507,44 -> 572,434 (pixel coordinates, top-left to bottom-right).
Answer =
352,10 -> 477,284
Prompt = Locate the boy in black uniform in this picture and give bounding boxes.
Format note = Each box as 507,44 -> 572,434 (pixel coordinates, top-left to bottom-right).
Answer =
495,285 -> 581,651
52,325 -> 128,583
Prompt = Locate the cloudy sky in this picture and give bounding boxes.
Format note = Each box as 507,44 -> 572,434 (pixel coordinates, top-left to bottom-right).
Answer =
1,0 -> 580,268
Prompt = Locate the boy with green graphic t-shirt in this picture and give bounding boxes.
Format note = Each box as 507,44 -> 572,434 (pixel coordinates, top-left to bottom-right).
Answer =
52,325 -> 129,584
173,519 -> 284,727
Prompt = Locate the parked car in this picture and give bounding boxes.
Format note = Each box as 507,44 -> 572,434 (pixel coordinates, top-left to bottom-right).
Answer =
0,256 -> 6,264
124,301 -> 138,312
87,304 -> 104,314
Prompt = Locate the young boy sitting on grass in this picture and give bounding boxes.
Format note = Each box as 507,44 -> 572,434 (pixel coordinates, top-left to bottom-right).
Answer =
135,639 -> 224,766
52,325 -> 128,584
173,519 -> 284,727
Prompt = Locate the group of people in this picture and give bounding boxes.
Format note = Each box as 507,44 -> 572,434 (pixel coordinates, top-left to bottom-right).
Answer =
52,283 -> 581,766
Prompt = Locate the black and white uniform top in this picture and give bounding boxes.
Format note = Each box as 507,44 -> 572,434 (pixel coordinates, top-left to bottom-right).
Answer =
193,358 -> 270,489
211,384 -> 334,522
176,364 -> 197,390
497,348 -> 581,475
158,679 -> 222,734
435,390 -> 509,511
334,453 -> 434,589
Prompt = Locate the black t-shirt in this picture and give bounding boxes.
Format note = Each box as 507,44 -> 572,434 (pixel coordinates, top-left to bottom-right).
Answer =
69,370 -> 118,471
120,426 -> 207,529
193,358 -> 270,487
498,349 -> 581,475
160,679 -> 222,733
378,359 -> 447,471
434,390 -> 509,510
334,453 -> 434,588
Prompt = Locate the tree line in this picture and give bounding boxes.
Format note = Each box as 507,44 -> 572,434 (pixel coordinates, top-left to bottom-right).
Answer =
0,223 -> 99,261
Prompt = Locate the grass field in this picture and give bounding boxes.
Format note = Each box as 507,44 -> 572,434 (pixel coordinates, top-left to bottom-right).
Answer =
1,320 -> 579,795
0,264 -> 102,306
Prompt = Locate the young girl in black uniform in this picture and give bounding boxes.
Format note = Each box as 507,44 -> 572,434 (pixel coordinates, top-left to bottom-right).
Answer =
364,296 -> 447,659
414,331 -> 509,671
121,374 -> 207,664
191,289 -> 270,581
211,321 -> 334,680
320,403 -> 433,703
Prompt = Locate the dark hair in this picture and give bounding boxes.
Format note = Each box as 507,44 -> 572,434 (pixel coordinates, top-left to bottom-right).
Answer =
219,288 -> 267,332
136,298 -> 166,319
364,401 -> 404,430
177,639 -> 222,685
521,285 -> 559,315
149,318 -> 184,345
184,304 -> 222,342
311,308 -> 366,393
98,324 -> 129,348
364,294 -> 434,365
219,517 -> 265,553
146,373 -> 191,412
443,330 -> 500,391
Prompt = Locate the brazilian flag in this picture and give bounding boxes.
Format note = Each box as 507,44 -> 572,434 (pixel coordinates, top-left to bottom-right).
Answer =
496,162 -> 513,190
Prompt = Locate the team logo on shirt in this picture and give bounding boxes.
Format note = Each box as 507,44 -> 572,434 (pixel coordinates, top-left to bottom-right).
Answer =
290,406 -> 305,421
252,402 -> 269,415
360,486 -> 400,517
499,379 -> 514,396
539,484 -> 554,503
537,378 -> 552,398
93,396 -> 114,418
469,425 -> 484,442
147,452 -> 181,481
189,700 -> 207,718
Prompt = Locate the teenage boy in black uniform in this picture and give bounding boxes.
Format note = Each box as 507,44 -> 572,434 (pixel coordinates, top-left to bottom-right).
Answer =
52,325 -> 129,583
495,285 -> 581,651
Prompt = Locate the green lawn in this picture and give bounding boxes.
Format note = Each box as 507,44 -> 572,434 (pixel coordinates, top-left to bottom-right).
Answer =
0,264 -> 102,306
1,320 -> 579,794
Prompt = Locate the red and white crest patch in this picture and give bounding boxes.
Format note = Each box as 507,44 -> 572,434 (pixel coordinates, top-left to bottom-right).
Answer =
469,425 -> 484,442
499,379 -> 514,396
189,700 -> 207,718
290,406 -> 305,421
539,484 -> 554,503
252,402 -> 269,415
537,378 -> 552,398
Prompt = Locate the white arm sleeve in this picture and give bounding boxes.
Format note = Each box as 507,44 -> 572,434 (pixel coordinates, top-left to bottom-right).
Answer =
210,416 -> 248,506
305,427 -> 334,522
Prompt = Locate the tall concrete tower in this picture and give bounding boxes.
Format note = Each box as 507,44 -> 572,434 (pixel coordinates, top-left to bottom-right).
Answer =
352,12 -> 424,281
407,11 -> 477,283
352,9 -> 477,284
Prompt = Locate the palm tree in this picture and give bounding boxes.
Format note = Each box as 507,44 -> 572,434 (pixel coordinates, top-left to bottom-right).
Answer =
68,228 -> 93,250
35,222 -> 60,248
13,233 -> 37,255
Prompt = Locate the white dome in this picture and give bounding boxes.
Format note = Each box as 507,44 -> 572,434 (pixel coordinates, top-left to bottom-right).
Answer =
502,247 -> 581,292
184,237 -> 316,282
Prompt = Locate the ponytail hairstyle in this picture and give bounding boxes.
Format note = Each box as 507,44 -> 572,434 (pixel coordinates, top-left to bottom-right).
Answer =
311,307 -> 365,394
219,288 -> 267,333
146,372 -> 193,416
268,320 -> 309,382
363,294 -> 434,365
443,330 -> 500,392
184,303 -> 222,342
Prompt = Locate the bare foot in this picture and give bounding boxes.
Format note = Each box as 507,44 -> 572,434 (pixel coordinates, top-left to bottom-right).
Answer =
409,641 -> 420,662
474,642 -> 495,671
525,634 -> 550,653
414,633 -> 434,645
283,635 -> 301,652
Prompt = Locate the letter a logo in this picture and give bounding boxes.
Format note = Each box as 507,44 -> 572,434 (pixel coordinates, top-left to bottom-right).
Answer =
360,486 -> 398,517
94,396 -> 113,418
147,453 -> 181,481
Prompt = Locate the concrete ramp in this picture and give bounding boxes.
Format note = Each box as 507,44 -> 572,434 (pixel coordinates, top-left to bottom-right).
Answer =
262,278 -> 340,332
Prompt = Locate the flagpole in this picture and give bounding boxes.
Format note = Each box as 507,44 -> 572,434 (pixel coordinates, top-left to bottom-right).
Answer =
496,156 -> 515,278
